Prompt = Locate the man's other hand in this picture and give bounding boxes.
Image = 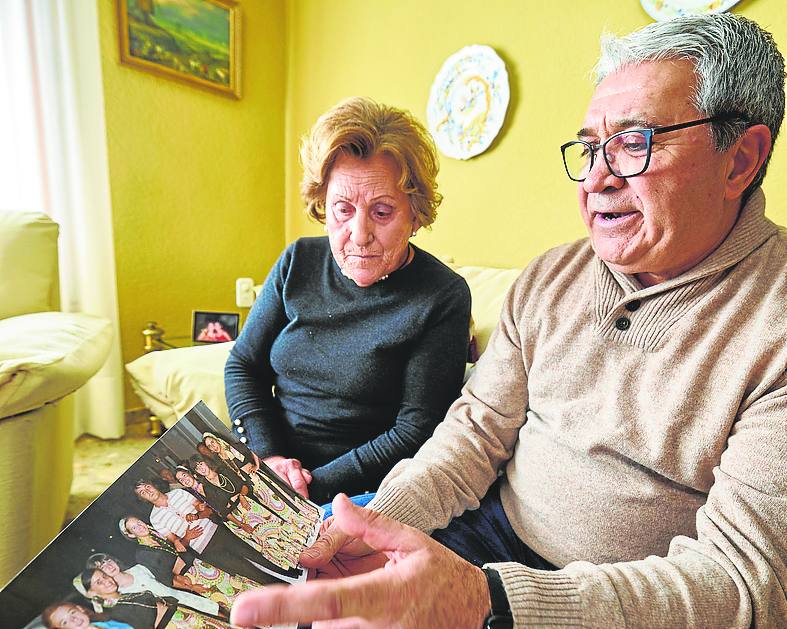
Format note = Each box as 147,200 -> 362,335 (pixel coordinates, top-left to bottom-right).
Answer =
230,494 -> 491,628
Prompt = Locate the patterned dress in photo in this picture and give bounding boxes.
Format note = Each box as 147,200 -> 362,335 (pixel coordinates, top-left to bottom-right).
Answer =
184,558 -> 260,609
213,437 -> 320,526
251,469 -> 317,538
166,606 -> 232,629
253,514 -> 301,571
134,534 -> 259,610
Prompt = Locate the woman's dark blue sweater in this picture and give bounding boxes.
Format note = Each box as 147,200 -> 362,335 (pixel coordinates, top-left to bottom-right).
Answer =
225,237 -> 471,503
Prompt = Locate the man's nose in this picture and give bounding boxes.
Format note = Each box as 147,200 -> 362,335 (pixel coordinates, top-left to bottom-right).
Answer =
350,212 -> 373,246
582,150 -> 624,193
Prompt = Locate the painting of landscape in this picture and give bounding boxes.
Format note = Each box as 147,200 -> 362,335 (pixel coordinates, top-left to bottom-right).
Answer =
118,0 -> 240,98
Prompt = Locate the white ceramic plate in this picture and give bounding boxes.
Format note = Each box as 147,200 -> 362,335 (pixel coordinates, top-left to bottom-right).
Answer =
640,0 -> 741,21
427,45 -> 510,160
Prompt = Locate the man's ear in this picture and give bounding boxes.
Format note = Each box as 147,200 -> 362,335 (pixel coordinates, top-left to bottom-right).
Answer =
725,124 -> 772,200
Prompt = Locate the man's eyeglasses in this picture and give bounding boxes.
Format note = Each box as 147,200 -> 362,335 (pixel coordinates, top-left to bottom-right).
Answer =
560,113 -> 744,182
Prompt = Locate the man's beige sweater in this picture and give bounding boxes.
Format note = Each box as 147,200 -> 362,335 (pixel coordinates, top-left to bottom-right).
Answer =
369,189 -> 787,628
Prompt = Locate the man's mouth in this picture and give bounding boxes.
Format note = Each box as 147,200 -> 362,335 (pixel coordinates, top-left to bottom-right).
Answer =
594,210 -> 638,222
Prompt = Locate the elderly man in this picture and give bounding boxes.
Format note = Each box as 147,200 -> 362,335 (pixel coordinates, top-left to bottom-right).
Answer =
231,13 -> 786,628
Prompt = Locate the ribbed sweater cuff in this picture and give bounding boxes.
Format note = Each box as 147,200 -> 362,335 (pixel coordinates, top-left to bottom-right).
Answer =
366,486 -> 433,532
484,562 -> 583,628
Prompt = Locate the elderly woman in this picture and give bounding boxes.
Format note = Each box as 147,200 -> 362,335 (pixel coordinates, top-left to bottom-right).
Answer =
225,97 -> 472,504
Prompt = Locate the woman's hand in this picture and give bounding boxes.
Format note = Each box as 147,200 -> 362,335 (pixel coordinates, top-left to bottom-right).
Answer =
239,494 -> 250,510
263,456 -> 312,498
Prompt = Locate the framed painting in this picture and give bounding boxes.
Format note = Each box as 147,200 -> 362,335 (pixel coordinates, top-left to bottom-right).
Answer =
117,0 -> 241,99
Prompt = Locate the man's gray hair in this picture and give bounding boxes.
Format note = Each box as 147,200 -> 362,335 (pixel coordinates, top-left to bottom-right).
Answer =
594,13 -> 785,196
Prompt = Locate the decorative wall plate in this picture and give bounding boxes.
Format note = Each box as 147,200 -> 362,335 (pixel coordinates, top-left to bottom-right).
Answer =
427,45 -> 510,160
640,0 -> 741,21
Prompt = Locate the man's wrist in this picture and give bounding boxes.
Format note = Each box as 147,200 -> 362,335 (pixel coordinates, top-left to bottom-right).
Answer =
481,566 -> 513,629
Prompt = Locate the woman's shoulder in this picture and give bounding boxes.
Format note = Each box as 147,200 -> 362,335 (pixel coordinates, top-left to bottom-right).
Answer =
289,235 -> 331,257
412,246 -> 465,281
411,247 -> 470,293
406,247 -> 471,309
276,236 -> 332,274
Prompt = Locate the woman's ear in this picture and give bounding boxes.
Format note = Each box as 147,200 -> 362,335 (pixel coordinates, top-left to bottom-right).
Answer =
725,124 -> 772,200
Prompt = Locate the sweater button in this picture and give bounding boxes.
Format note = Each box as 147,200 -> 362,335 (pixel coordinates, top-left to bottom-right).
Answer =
615,316 -> 631,331
625,299 -> 641,312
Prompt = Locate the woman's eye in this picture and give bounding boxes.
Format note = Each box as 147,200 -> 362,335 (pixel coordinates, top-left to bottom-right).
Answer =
333,203 -> 353,217
373,204 -> 393,219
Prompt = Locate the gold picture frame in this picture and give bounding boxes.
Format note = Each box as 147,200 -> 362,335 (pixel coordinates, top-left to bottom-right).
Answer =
117,0 -> 241,99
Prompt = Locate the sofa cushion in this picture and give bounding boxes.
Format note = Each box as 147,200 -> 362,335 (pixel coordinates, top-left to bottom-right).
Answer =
452,265 -> 522,355
125,342 -> 234,429
0,312 -> 113,419
0,210 -> 59,319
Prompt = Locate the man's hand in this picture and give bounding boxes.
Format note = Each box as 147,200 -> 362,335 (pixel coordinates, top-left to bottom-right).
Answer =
263,455 -> 313,498
299,511 -> 385,579
182,525 -> 204,542
230,494 -> 492,629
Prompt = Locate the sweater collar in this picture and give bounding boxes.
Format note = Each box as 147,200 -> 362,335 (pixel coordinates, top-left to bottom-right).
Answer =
604,188 -> 779,297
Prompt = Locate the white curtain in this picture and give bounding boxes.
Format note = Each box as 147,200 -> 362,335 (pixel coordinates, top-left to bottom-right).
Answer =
0,0 -> 125,438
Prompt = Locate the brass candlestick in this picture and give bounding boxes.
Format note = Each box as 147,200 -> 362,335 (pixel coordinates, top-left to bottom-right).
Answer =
142,321 -> 165,353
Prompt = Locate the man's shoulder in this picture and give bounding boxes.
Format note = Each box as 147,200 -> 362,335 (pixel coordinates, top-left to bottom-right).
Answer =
515,237 -> 595,288
531,237 -> 594,266
498,238 -> 595,316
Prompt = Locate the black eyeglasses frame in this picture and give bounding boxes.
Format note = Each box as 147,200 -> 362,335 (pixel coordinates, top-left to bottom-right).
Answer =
560,113 -> 746,182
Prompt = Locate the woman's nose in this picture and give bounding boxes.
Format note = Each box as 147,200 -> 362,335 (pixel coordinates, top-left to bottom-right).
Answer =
350,212 -> 373,246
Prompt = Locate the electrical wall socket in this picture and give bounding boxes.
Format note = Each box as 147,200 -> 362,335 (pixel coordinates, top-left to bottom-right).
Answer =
235,277 -> 255,308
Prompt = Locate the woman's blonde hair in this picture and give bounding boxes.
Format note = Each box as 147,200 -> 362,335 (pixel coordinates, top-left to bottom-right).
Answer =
300,96 -> 443,227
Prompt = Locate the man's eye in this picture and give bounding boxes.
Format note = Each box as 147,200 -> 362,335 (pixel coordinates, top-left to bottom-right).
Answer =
619,132 -> 648,154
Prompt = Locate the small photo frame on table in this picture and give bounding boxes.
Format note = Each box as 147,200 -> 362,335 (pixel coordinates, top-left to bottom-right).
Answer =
116,0 -> 241,99
192,310 -> 240,343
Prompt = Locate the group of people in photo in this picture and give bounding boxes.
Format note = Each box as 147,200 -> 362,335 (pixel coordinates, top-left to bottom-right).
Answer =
38,429 -> 321,629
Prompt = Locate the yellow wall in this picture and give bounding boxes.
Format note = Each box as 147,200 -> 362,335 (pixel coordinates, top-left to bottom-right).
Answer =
284,0 -> 787,268
98,0 -> 787,412
97,0 -> 286,410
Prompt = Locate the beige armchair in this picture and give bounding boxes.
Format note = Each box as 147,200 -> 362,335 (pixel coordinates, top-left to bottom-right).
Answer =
0,209 -> 112,586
